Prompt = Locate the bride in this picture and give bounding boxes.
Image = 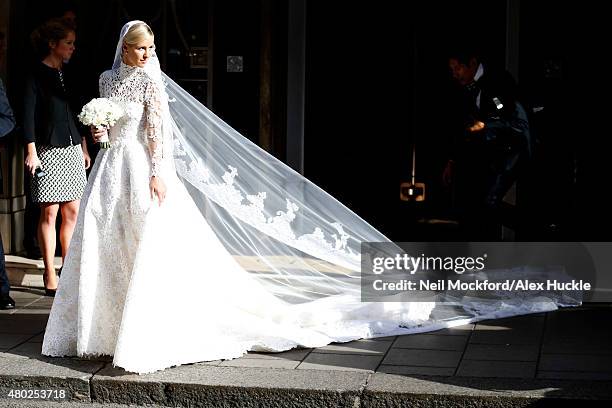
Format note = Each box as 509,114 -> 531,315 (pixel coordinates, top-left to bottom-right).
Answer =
42,21 -> 573,374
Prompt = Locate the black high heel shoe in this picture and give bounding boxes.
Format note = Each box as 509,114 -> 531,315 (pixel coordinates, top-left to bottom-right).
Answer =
43,275 -> 57,297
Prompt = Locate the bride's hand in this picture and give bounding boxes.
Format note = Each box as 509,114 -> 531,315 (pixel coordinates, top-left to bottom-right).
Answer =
150,176 -> 167,205
90,126 -> 108,143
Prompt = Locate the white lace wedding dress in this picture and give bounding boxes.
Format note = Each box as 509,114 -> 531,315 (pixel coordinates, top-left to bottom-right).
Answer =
42,19 -> 575,375
42,62 -> 443,374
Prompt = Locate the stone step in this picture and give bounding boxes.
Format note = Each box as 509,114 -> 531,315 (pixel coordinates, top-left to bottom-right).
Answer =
5,255 -> 62,288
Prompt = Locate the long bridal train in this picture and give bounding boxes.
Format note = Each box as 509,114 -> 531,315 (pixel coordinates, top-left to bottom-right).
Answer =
41,20 -> 577,374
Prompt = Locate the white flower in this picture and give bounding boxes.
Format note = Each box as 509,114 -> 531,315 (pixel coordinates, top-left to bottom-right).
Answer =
78,98 -> 124,128
78,98 -> 123,148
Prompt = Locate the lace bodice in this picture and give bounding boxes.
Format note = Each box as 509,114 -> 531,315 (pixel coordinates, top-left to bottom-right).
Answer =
99,62 -> 164,176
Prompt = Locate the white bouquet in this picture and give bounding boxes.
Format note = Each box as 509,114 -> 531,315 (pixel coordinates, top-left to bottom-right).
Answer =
78,98 -> 124,149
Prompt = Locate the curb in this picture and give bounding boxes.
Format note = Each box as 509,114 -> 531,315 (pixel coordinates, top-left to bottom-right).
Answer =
2,364 -> 612,407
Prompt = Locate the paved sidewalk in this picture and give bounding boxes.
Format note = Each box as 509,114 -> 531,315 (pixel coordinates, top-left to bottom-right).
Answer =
1,286 -> 612,407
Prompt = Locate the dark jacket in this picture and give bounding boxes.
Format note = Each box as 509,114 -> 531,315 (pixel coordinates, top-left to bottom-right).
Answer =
451,66 -> 531,210
460,68 -> 530,157
23,62 -> 83,146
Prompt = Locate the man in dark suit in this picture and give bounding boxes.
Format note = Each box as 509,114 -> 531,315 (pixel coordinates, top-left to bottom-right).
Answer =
0,30 -> 16,309
442,47 -> 530,240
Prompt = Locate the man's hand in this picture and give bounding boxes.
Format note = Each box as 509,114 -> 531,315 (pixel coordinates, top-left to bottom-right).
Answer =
467,120 -> 485,133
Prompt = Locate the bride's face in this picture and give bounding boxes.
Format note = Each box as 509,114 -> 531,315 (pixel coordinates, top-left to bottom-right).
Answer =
123,36 -> 155,68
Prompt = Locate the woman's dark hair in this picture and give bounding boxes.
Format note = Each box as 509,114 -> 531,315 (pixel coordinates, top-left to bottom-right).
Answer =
30,18 -> 75,58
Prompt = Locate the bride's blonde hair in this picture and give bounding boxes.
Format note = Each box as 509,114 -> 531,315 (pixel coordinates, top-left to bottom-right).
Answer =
123,22 -> 154,46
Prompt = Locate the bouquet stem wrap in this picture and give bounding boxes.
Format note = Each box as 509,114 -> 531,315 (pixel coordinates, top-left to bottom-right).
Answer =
96,125 -> 111,149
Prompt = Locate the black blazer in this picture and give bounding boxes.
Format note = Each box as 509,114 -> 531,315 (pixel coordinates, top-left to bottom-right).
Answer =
23,62 -> 83,146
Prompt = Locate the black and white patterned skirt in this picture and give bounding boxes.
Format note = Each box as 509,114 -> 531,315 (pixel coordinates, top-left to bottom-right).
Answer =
31,144 -> 87,203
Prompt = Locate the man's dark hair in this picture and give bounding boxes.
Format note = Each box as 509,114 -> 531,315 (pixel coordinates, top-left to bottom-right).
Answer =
0,31 -> 5,42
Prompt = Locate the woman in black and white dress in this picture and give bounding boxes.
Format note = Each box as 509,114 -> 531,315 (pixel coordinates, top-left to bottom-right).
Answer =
23,18 -> 90,296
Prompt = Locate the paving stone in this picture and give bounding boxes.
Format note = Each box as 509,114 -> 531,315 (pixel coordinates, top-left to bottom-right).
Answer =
473,322 -> 543,335
27,299 -> 54,309
13,308 -> 52,315
547,308 -> 612,328
463,344 -> 539,361
539,354 -> 612,372
543,330 -> 612,341
543,315 -> 612,338
0,314 -> 49,322
485,314 -> 545,327
537,371 -> 612,381
0,334 -> 37,350
364,373 -> 612,403
545,312 -> 612,342
370,336 -> 397,342
0,351 -> 29,359
6,290 -> 42,299
422,324 -> 474,336
392,334 -> 467,351
312,340 -> 392,355
469,329 -> 541,345
16,299 -> 52,307
0,322 -> 47,335
5,341 -> 44,358
541,340 -> 612,354
377,365 -> 455,376
456,360 -> 536,378
19,299 -> 51,308
382,349 -> 461,368
298,353 -> 382,372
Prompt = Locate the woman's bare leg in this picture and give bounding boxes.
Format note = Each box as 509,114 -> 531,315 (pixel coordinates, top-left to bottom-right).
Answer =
59,200 -> 80,262
39,203 -> 59,289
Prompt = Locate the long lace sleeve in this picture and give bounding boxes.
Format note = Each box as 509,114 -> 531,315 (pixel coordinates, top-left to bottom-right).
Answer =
99,70 -> 111,97
144,79 -> 163,177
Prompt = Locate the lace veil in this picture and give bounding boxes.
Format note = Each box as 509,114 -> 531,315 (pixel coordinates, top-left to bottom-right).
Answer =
112,21 -> 396,301
111,22 -> 579,327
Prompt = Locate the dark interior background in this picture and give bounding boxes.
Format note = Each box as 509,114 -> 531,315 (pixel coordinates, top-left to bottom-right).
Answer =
305,1 -> 609,241
5,0 -> 609,243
